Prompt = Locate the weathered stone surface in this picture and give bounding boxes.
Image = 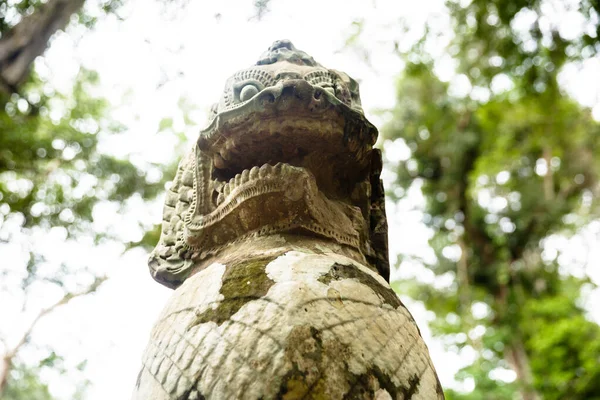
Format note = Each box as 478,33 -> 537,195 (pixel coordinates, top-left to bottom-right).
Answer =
135,250 -> 442,399
133,40 -> 443,399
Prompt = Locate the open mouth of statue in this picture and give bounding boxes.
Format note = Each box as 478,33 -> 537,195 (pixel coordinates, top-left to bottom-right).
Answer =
200,80 -> 377,205
184,81 -> 377,253
208,117 -> 367,208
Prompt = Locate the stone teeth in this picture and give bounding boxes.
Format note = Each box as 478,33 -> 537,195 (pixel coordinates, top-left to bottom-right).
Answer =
223,183 -> 231,196
241,169 -> 250,183
220,149 -> 230,161
234,173 -> 242,186
213,153 -> 227,169
249,166 -> 260,180
223,139 -> 242,159
224,139 -> 236,151
217,192 -> 225,205
274,162 -> 284,173
259,164 -> 271,178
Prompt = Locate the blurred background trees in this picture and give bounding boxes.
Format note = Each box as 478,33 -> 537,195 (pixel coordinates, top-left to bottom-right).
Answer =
384,0 -> 600,399
0,1 -> 179,397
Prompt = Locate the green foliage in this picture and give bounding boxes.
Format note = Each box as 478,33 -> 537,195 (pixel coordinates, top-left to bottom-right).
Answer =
384,0 -> 600,398
3,356 -> 90,400
251,0 -> 273,20
0,0 -> 124,33
522,282 -> 600,399
3,362 -> 56,400
447,0 -> 599,94
0,68 -> 168,239
127,222 -> 163,250
0,62 -> 187,395
0,2 -> 189,397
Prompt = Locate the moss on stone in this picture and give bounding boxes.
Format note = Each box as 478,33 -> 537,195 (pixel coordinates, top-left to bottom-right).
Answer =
318,263 -> 402,308
277,323 -> 415,400
277,325 -> 345,399
191,256 -> 277,327
344,366 -> 395,399
399,374 -> 421,399
342,366 -> 421,400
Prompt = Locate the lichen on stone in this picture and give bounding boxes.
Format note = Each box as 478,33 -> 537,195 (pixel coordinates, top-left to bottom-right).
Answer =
190,256 -> 277,327
343,365 -> 403,400
278,325 -> 352,399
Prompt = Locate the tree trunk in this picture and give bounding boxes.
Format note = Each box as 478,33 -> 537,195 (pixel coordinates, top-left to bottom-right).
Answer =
0,353 -> 12,396
542,146 -> 554,201
0,0 -> 85,95
506,338 -> 541,400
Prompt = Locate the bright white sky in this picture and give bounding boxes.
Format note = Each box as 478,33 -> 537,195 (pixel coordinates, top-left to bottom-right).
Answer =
1,0 -> 600,398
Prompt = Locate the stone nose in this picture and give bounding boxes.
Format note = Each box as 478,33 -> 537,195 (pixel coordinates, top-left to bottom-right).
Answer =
279,79 -> 314,102
255,79 -> 328,113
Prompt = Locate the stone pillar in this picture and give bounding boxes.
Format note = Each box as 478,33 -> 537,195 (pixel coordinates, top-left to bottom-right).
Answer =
133,40 -> 443,400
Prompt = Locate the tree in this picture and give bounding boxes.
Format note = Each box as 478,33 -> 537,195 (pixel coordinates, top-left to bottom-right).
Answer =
0,66 -> 176,397
3,362 -> 60,400
1,0 -> 80,94
0,0 -> 125,96
0,1 -> 180,397
384,0 -> 600,399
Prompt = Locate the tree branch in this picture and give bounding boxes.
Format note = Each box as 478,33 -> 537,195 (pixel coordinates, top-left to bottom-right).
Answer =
0,275 -> 107,396
543,146 -> 554,201
0,0 -> 86,95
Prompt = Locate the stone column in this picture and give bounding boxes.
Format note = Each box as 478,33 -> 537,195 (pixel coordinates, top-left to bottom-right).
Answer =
133,40 -> 443,400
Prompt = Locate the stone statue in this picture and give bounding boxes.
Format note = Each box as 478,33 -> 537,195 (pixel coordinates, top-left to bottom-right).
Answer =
133,40 -> 444,400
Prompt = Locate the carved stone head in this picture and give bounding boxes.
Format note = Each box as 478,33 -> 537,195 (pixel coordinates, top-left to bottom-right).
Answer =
149,40 -> 389,288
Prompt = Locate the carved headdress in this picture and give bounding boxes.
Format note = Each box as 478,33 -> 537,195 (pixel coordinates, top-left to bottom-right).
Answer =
149,40 -> 389,288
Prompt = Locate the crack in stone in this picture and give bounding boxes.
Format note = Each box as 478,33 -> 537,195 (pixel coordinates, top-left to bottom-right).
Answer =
318,263 -> 402,309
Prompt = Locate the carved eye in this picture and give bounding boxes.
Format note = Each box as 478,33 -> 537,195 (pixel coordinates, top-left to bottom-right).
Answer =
240,84 -> 259,102
313,81 -> 336,98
